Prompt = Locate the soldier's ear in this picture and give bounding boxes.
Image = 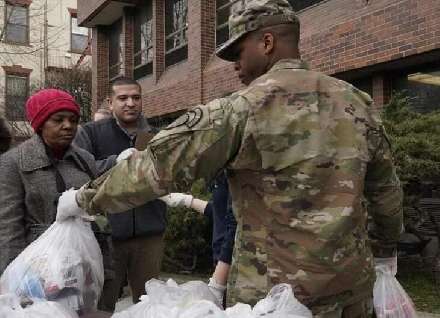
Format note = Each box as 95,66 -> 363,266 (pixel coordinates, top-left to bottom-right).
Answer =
262,32 -> 275,55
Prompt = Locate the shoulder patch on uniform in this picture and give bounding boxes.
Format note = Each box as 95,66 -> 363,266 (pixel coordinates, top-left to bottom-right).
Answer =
186,107 -> 203,128
164,107 -> 203,130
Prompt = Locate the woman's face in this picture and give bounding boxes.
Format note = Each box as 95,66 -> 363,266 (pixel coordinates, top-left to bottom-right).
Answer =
40,111 -> 79,149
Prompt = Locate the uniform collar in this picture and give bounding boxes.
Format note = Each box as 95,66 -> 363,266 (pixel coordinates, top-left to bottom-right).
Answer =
267,59 -> 309,74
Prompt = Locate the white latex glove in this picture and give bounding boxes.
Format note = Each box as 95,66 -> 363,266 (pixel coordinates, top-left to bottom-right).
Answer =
208,277 -> 226,308
56,188 -> 88,222
159,193 -> 194,208
116,147 -> 136,163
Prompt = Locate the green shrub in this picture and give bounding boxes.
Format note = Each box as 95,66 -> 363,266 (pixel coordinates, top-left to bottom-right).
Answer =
163,180 -> 213,274
382,92 -> 440,226
383,92 -> 440,186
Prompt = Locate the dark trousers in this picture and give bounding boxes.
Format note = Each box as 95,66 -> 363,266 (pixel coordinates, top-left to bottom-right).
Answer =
98,234 -> 164,312
315,298 -> 375,318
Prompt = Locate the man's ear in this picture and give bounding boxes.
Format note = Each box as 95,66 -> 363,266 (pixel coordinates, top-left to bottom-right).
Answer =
107,97 -> 113,112
262,32 -> 275,55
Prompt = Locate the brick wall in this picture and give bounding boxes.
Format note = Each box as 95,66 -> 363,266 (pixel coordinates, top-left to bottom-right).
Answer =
122,8 -> 135,79
84,0 -> 440,116
300,0 -> 440,74
140,0 -> 205,117
91,27 -> 109,109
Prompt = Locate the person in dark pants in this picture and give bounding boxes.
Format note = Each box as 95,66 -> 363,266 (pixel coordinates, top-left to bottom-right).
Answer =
0,116 -> 12,154
160,170 -> 237,306
74,77 -> 167,312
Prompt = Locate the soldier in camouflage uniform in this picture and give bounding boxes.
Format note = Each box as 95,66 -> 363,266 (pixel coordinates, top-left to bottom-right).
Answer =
59,0 -> 403,316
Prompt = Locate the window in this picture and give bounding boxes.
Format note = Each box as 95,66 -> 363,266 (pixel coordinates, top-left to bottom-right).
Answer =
71,16 -> 89,53
108,19 -> 123,80
287,0 -> 325,11
165,0 -> 188,67
5,74 -> 28,121
134,2 -> 153,79
216,0 -> 239,47
393,68 -> 440,113
4,3 -> 29,44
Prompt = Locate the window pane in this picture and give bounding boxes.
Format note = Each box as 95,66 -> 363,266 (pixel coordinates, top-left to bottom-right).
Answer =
216,26 -> 229,47
215,0 -> 239,46
109,20 -> 123,79
6,75 -> 27,121
72,16 -> 89,36
216,0 -> 229,9
165,0 -> 188,52
5,5 -> 28,43
287,0 -> 325,11
165,45 -> 188,67
134,3 -> 153,67
134,47 -> 153,67
393,70 -> 440,113
7,5 -> 27,25
216,5 -> 230,27
71,34 -> 88,52
5,24 -> 27,43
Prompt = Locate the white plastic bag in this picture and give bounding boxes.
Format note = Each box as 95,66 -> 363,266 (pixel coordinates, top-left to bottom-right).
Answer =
0,218 -> 104,313
145,279 -> 221,308
251,284 -> 312,318
179,300 -> 226,318
373,257 -> 417,318
112,279 -> 312,318
0,293 -> 78,318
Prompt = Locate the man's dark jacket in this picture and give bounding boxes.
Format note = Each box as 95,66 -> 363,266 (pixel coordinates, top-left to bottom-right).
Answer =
204,172 -> 237,264
74,117 -> 167,240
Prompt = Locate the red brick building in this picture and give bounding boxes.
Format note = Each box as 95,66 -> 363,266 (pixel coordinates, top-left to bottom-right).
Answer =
78,0 -> 440,122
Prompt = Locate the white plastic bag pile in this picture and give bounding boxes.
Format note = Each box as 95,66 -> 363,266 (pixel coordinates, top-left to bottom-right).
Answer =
112,279 -> 312,318
0,218 -> 104,313
0,293 -> 79,318
373,257 -> 417,318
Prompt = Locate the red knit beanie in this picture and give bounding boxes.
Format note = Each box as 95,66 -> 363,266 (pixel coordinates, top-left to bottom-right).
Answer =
26,89 -> 80,132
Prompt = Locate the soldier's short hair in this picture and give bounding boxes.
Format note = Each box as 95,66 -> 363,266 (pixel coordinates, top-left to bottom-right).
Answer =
254,23 -> 300,47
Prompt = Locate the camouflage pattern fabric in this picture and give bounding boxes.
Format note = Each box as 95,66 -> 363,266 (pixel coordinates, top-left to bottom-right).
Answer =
216,0 -> 299,61
76,59 -> 403,315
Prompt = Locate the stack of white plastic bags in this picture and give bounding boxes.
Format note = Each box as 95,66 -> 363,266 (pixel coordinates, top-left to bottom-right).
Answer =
112,279 -> 313,318
0,218 -> 104,317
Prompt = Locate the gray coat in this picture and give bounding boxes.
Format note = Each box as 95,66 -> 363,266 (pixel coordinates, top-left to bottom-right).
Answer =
0,135 -> 98,273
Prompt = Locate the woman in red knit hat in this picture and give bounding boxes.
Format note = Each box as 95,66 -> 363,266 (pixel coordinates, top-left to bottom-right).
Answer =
0,88 -> 100,278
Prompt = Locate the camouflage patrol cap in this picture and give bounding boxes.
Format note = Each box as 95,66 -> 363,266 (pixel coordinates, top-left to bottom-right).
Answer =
216,0 -> 299,62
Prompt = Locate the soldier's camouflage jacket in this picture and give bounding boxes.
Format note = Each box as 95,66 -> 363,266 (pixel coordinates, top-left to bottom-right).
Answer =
78,59 -> 403,313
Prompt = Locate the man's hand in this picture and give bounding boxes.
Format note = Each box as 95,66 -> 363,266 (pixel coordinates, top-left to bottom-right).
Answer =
116,148 -> 137,163
159,193 -> 193,208
56,188 -> 88,222
208,277 -> 226,308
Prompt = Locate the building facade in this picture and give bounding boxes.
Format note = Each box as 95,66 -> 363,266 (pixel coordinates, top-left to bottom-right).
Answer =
0,0 -> 90,123
78,0 -> 440,121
